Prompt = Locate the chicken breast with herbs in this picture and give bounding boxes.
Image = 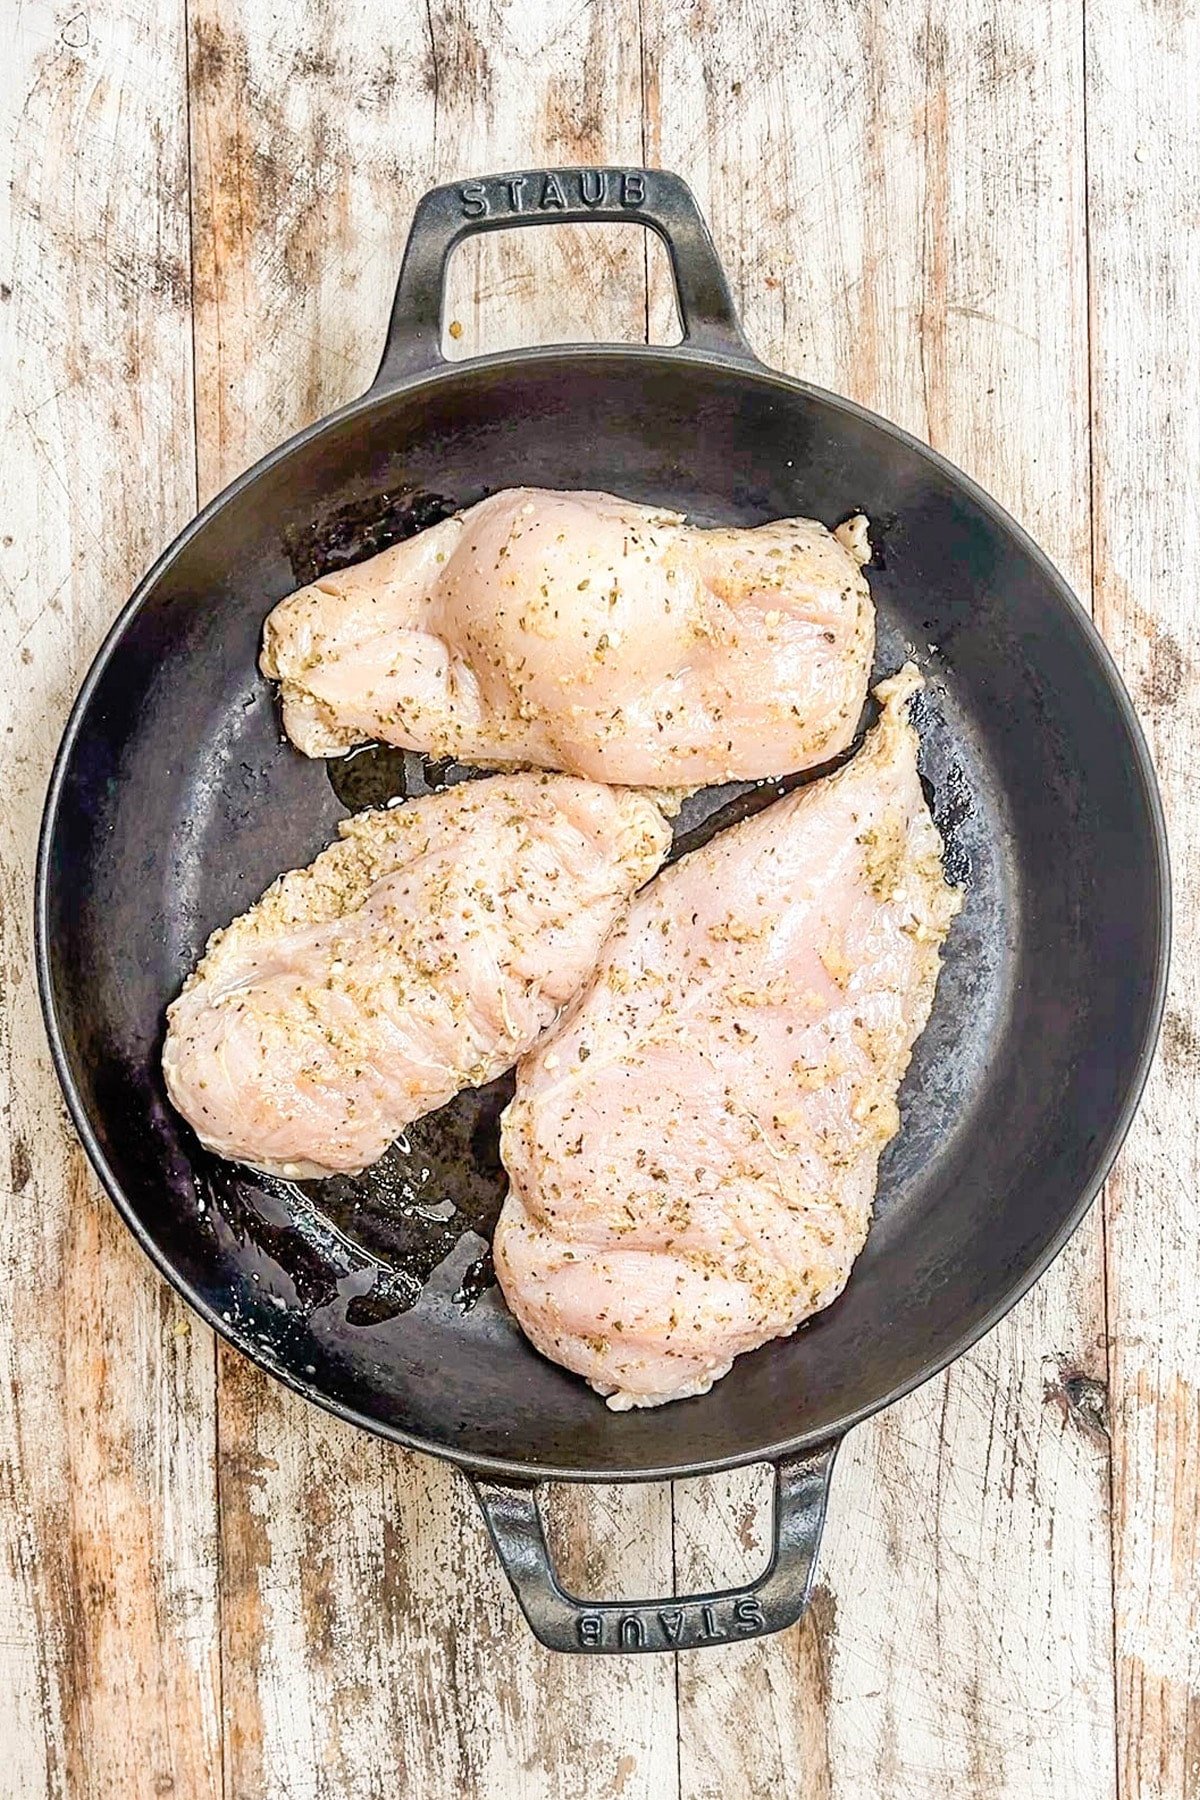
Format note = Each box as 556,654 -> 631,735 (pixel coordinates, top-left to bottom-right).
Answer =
495,666 -> 961,1408
261,487 -> 873,786
163,776 -> 671,1178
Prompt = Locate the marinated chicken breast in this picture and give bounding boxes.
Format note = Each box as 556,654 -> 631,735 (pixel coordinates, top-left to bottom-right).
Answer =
261,487 -> 874,786
163,776 -> 671,1178
495,667 -> 961,1408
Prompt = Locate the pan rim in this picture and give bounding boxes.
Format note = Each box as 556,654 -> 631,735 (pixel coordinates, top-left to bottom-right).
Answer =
35,342 -> 1172,1483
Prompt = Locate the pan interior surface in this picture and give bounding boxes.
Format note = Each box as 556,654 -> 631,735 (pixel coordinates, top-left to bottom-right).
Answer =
40,353 -> 1166,1479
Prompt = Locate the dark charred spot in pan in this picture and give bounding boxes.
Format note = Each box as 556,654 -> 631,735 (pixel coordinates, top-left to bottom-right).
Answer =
283,486 -> 459,586
910,687 -> 974,888
928,757 -> 974,888
454,1248 -> 496,1311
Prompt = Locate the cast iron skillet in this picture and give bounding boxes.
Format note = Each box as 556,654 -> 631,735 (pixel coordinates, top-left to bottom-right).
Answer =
37,169 -> 1169,1654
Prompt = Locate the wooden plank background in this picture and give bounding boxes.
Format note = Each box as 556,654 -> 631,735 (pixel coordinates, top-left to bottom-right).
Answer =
0,0 -> 1194,1794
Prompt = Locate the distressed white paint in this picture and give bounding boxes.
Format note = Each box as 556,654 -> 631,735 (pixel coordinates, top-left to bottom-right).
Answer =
0,2 -> 221,1796
1087,2 -> 1200,1793
2,0 -> 1195,1793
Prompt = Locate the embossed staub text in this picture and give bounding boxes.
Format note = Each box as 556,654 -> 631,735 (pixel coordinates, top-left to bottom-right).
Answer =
459,170 -> 647,219
575,1594 -> 766,1651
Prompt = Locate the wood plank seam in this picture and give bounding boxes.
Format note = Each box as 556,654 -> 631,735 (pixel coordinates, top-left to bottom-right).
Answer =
1078,0 -> 1125,1786
181,5 -> 229,1797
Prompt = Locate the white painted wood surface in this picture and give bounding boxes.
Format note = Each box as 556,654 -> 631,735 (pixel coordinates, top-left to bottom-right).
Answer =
0,3 -> 221,1796
1087,3 -> 1200,1794
0,0 -> 1194,1794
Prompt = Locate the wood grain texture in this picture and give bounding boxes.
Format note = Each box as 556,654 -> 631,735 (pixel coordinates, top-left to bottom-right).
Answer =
2,0 -> 1195,1793
0,2 -> 221,1796
433,0 -> 660,356
1087,3 -> 1200,1794
188,0 -> 436,497
644,3 -> 1119,1795
188,2 -> 676,1795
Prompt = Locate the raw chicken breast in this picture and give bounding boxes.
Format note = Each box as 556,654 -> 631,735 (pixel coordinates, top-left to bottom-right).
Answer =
260,487 -> 874,786
495,666 -> 961,1408
163,776 -> 670,1178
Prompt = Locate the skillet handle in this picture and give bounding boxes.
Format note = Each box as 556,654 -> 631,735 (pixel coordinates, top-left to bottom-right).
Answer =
373,166 -> 755,387
469,1439 -> 839,1654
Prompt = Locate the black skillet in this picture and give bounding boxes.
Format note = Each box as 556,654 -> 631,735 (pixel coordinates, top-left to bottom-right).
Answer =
37,169 -> 1169,1654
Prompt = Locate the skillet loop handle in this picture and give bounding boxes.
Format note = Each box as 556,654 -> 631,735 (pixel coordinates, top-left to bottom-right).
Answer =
373,166 -> 755,387
470,1439 -> 839,1654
